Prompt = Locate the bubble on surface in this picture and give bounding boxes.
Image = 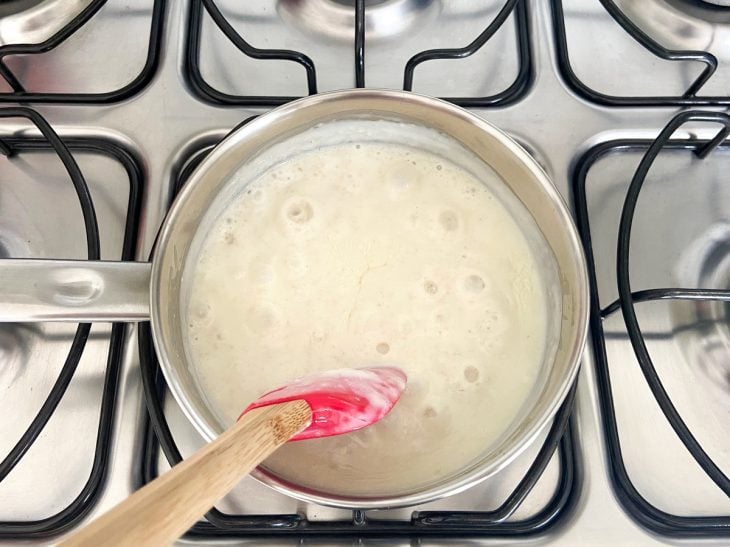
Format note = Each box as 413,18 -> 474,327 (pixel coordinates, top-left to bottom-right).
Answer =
285,198 -> 313,224
423,280 -> 438,295
191,303 -> 214,327
464,274 -> 485,292
464,366 -> 480,383
423,406 -> 438,418
439,210 -> 459,231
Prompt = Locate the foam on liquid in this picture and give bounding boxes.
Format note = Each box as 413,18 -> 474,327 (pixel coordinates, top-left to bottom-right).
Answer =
186,135 -> 552,497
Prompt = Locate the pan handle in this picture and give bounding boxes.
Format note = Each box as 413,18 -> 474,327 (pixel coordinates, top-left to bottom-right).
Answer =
0,259 -> 151,322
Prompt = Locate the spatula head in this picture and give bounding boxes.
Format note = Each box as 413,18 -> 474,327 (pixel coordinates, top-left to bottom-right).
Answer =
240,366 -> 407,441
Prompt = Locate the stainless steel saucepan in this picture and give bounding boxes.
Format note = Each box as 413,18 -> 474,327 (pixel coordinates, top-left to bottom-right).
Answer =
0,89 -> 589,509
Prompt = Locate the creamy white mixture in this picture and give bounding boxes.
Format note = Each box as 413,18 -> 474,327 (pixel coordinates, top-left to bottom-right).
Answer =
186,137 -> 552,496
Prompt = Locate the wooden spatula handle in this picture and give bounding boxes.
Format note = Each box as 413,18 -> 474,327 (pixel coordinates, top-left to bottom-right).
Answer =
61,400 -> 311,547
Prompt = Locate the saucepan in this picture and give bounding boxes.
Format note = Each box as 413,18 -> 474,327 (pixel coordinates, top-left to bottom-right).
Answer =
0,89 -> 589,508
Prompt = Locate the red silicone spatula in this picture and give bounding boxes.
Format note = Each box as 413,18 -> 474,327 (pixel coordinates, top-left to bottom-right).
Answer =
62,366 -> 406,547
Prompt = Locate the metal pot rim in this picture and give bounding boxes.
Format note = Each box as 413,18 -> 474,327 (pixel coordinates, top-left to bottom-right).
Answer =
149,88 -> 590,509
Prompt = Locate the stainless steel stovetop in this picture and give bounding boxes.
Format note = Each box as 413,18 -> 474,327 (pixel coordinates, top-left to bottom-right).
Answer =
0,0 -> 728,545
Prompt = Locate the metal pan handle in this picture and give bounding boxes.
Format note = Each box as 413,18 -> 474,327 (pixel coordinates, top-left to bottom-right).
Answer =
0,259 -> 151,322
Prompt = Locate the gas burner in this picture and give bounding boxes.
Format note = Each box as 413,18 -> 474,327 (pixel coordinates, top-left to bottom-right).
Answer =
0,0 -> 164,103
665,0 -> 730,24
0,0 -> 91,46
278,0 -> 436,41
0,0 -> 44,16
552,0 -> 730,105
620,0 -> 730,37
640,0 -> 730,26
573,112 -> 730,534
673,226 -> 730,401
684,0 -> 730,7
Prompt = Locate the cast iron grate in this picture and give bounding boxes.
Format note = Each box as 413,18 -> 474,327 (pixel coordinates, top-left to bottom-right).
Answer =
0,0 -> 165,104
184,0 -> 533,107
134,137 -> 579,541
0,107 -> 143,537
572,110 -> 730,537
551,0 -> 730,107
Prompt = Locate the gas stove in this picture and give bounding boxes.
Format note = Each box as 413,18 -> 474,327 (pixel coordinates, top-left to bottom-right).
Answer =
0,0 -> 728,544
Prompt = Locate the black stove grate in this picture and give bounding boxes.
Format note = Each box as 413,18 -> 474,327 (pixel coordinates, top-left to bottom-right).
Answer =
551,0 -> 730,107
185,0 -> 533,107
133,136 -> 580,540
572,110 -> 730,537
0,0 -> 165,104
0,108 -> 144,538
